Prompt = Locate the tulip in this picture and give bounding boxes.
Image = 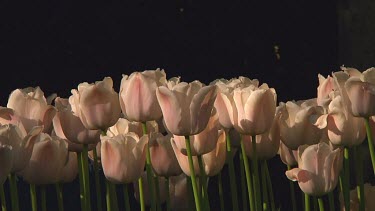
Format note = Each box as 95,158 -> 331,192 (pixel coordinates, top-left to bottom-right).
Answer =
279,100 -> 324,150
149,133 -> 182,177
317,74 -> 335,108
119,69 -> 167,122
106,118 -> 158,138
0,107 -> 27,133
53,97 -> 101,150
19,133 -> 69,185
60,152 -> 78,183
171,138 -> 200,176
344,67 -> 375,117
0,143 -> 13,184
201,130 -> 226,176
156,80 -> 217,136
173,109 -> 219,156
232,83 -> 277,135
69,77 -> 121,131
339,183 -> 375,211
134,171 -> 168,206
279,141 -> 298,166
7,87 -> 57,133
169,174 -> 189,211
286,142 -> 343,196
101,132 -> 147,184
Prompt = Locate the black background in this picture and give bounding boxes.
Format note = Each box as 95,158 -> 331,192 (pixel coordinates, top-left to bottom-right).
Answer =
0,1 -> 339,210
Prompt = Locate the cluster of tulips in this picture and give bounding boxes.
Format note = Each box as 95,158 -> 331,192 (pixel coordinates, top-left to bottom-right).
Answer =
0,67 -> 375,211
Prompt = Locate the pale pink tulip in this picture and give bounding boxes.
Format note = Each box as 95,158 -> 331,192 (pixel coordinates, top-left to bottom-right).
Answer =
232,83 -> 277,135
279,100 -> 324,150
286,142 -> 343,196
133,171 -> 167,206
7,87 -> 56,133
53,97 -> 100,149
173,109 -> 219,156
106,118 -> 158,138
120,69 -> 167,122
171,138 -> 200,176
69,77 -> 121,131
340,183 -> 375,211
317,74 -> 335,107
101,133 -> 147,184
149,133 -> 182,177
279,141 -> 298,166
20,133 -> 69,185
156,81 -> 217,136
0,107 -> 26,133
0,144 -> 13,184
59,152 -> 78,183
202,130 -> 226,176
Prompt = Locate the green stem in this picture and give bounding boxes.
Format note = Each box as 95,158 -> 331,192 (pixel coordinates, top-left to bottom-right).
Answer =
265,162 -> 275,211
106,180 -> 112,211
186,176 -> 194,211
261,161 -> 269,211
165,178 -> 171,211
328,192 -> 334,211
364,117 -> 375,175
138,177 -> 145,211
305,194 -> 310,211
0,184 -> 5,211
343,147 -> 350,211
93,147 -> 102,211
123,184 -> 131,211
142,122 -> 157,211
318,198 -> 324,211
77,152 -> 85,211
154,177 -> 162,211
240,135 -> 255,211
354,146 -> 365,211
313,196 -> 318,211
110,183 -> 118,211
9,173 -> 19,211
287,165 -> 297,211
184,135 -> 202,211
225,132 -> 239,211
251,135 -> 262,211
41,185 -> 47,211
82,144 -> 92,211
218,172 -> 225,211
198,155 -> 210,211
55,183 -> 64,211
29,184 -> 37,211
239,151 -> 248,211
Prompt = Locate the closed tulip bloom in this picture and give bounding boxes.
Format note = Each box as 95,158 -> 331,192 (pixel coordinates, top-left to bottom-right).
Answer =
169,174 -> 189,211
20,133 -> 69,185
0,144 -> 13,184
243,110 -> 281,160
69,77 -> 121,131
286,142 -> 343,196
0,124 -> 42,172
120,69 -> 167,122
340,183 -> 375,211
279,100 -> 324,150
315,72 -> 366,147
53,97 -> 100,149
149,133 -> 182,177
134,171 -> 167,206
317,74 -> 335,107
233,83 -> 277,135
173,109 -> 219,156
7,87 -> 57,133
156,80 -> 217,136
344,67 -> 375,117
202,130 -> 226,176
279,141 -> 298,166
101,133 -> 147,184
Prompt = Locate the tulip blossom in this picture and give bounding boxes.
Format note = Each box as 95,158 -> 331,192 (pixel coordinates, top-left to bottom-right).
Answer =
69,77 -> 121,131
133,171 -> 168,206
59,152 -> 78,183
343,67 -> 375,117
53,97 -> 101,150
171,138 -> 200,176
0,143 -> 13,184
119,69 -> 167,122
279,141 -> 298,166
156,80 -> 217,136
286,142 -> 343,196
106,118 -> 158,138
101,133 -> 147,184
232,83 -> 277,135
7,87 -> 57,133
201,130 -> 226,176
340,183 -> 375,211
317,74 -> 335,108
20,133 -> 69,185
315,72 -> 366,147
279,100 -> 324,150
173,109 -> 219,156
149,133 -> 182,177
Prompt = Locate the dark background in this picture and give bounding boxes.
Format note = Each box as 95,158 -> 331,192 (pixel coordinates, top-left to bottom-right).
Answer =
0,1 -> 348,210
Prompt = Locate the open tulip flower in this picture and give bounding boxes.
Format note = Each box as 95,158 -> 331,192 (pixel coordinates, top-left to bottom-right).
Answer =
19,133 -> 69,185
7,87 -> 57,133
106,118 -> 158,138
101,132 -> 148,184
286,142 -> 343,196
53,97 -> 100,150
120,68 -> 167,122
69,77 -> 121,131
279,100 -> 324,150
156,80 -> 217,136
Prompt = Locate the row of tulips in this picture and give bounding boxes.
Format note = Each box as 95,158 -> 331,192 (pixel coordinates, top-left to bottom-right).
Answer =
0,67 -> 375,211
